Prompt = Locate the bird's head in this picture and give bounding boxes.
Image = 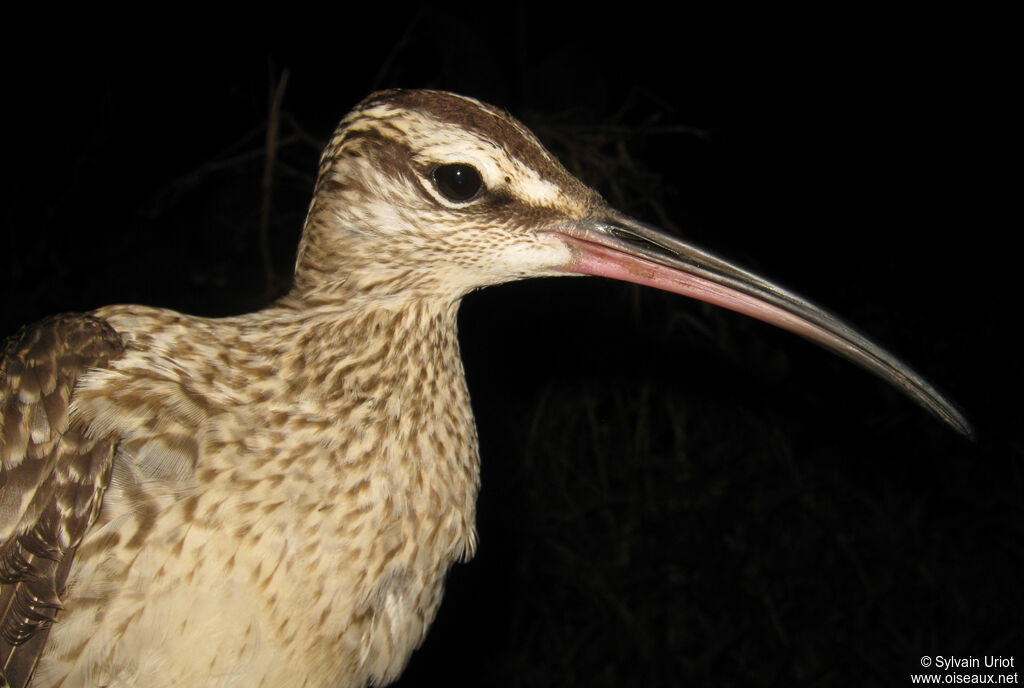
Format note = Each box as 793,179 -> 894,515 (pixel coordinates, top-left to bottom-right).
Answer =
290,89 -> 970,436
293,89 -> 602,300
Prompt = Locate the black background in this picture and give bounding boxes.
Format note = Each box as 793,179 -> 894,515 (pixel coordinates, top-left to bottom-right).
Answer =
2,5 -> 1018,687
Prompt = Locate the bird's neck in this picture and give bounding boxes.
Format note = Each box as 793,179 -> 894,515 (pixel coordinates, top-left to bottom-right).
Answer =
256,295 -> 480,550
266,295 -> 467,404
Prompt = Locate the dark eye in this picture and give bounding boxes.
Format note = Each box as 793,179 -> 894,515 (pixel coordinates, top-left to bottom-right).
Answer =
431,163 -> 484,202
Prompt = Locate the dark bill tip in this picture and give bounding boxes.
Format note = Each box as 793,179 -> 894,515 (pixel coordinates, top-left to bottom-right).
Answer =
550,212 -> 973,438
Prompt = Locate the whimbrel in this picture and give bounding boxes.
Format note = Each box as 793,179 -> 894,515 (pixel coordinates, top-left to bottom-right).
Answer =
0,89 -> 968,688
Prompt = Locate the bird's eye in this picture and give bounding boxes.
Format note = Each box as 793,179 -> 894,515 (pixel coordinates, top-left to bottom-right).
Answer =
431,163 -> 484,202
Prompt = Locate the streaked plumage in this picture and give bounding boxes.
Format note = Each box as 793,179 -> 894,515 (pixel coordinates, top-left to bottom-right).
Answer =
0,90 -> 967,687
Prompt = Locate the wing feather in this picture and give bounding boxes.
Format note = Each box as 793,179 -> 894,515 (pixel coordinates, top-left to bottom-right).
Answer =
0,314 -> 124,688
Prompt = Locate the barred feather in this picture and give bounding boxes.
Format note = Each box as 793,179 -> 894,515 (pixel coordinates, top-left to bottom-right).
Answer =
0,315 -> 123,688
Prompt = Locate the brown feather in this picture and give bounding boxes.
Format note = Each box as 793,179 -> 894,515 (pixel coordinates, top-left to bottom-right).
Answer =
0,315 -> 124,688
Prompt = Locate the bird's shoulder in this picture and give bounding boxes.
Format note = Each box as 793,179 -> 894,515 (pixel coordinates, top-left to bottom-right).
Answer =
1,313 -> 126,533
0,312 -> 125,688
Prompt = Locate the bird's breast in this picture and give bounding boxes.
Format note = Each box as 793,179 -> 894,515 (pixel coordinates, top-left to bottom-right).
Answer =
47,303 -> 483,686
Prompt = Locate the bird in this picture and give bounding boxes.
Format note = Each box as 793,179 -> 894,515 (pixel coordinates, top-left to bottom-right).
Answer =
0,89 -> 970,688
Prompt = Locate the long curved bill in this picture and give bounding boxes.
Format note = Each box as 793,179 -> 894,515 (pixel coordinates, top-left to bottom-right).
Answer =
551,211 -> 972,437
